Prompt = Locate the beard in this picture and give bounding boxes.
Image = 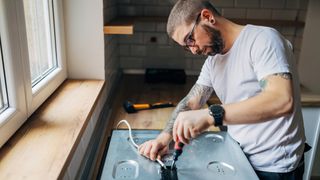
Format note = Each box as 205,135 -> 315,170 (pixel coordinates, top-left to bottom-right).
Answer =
200,24 -> 225,56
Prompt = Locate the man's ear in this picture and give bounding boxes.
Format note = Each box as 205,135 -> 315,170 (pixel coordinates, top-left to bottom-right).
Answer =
200,9 -> 215,25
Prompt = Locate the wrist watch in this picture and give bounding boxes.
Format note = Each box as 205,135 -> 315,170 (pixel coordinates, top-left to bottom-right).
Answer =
209,104 -> 225,126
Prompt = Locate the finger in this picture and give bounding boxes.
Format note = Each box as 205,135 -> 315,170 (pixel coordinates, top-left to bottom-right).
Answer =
157,146 -> 169,160
177,123 -> 189,144
173,119 -> 179,142
191,128 -> 200,138
138,143 -> 145,155
150,143 -> 159,161
184,126 -> 191,140
159,146 -> 169,156
143,143 -> 152,158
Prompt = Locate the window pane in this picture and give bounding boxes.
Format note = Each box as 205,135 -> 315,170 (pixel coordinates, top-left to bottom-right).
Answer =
0,42 -> 8,114
23,0 -> 57,86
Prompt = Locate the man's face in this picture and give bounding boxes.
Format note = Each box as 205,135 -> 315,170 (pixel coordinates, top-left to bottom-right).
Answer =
172,19 -> 225,56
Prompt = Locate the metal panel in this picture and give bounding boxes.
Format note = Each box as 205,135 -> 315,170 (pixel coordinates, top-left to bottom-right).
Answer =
100,130 -> 258,180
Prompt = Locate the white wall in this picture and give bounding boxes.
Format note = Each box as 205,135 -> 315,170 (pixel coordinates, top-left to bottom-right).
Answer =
63,0 -> 105,79
298,0 -> 320,93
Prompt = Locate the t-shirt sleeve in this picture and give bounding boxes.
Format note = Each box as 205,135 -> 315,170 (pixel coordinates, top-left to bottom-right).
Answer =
251,28 -> 292,81
196,57 -> 213,87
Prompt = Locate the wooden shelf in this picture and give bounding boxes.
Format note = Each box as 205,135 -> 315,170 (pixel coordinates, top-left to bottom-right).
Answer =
104,16 -> 166,35
104,16 -> 305,35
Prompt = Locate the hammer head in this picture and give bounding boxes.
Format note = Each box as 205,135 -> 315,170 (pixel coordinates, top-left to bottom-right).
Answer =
123,101 -> 136,113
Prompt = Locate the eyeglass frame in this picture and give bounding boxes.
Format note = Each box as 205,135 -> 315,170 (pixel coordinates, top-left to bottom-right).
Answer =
183,14 -> 201,51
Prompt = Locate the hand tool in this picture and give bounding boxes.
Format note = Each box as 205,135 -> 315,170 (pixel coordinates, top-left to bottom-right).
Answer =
123,100 -> 174,113
171,141 -> 185,169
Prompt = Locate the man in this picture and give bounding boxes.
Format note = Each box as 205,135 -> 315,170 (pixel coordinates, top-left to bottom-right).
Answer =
138,0 -> 306,179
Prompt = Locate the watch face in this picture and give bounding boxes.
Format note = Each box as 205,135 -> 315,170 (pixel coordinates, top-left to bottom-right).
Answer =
210,105 -> 224,114
209,105 -> 224,126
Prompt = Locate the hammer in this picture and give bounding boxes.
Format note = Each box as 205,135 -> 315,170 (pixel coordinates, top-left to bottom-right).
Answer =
123,101 -> 174,113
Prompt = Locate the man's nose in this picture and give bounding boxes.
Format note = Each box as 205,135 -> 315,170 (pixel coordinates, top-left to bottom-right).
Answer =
189,46 -> 199,55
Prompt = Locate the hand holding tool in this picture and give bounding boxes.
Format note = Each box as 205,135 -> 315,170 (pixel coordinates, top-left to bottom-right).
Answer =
123,101 -> 174,113
171,141 -> 184,169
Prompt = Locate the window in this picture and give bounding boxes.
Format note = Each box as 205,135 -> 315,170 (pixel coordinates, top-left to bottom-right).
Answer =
0,0 -> 66,147
23,0 -> 58,86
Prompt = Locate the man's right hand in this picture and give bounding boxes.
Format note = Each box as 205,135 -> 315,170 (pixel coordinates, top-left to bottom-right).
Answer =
138,132 -> 172,161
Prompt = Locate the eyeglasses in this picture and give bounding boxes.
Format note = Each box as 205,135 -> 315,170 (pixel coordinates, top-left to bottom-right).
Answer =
183,14 -> 200,51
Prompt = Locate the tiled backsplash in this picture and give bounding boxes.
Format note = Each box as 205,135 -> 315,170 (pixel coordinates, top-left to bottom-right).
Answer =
105,0 -> 308,74
104,0 -> 120,81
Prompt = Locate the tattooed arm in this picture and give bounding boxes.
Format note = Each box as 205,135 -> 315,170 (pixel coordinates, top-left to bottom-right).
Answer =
222,72 -> 294,125
163,83 -> 214,134
138,83 -> 213,160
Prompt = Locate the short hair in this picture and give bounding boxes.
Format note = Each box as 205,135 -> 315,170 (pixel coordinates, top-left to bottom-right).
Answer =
167,0 -> 220,37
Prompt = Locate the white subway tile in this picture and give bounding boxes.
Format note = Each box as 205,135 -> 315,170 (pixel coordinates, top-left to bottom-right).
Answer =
119,33 -> 144,44
118,6 -> 144,16
146,45 -> 184,58
185,59 -> 193,70
281,27 -> 296,36
120,57 -> 144,68
299,0 -> 309,10
222,8 -> 247,18
135,0 -> 158,5
235,0 -> 260,8
156,22 -> 167,32
210,0 -> 235,8
261,0 -> 285,8
130,45 -> 147,56
272,10 -> 298,20
246,9 -> 272,19
143,6 -> 171,16
135,22 -> 156,32
286,0 -> 300,9
157,0 -> 174,6
118,0 -> 131,4
298,10 -> 307,21
119,45 -> 130,56
143,32 -> 168,44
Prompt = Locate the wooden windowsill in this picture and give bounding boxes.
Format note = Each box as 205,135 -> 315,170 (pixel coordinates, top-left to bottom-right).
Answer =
104,16 -> 305,35
0,79 -> 105,179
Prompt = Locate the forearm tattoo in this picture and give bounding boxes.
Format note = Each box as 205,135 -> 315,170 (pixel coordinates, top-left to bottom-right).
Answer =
259,72 -> 292,90
163,84 -> 214,134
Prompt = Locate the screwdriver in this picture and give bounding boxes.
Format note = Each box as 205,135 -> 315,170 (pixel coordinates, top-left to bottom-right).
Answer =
171,141 -> 185,169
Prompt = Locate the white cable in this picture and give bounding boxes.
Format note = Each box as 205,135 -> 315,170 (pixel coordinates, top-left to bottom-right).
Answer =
116,120 -> 139,148
116,120 -> 166,169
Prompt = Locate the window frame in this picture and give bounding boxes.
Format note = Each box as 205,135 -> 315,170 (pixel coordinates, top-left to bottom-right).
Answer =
0,0 -> 67,147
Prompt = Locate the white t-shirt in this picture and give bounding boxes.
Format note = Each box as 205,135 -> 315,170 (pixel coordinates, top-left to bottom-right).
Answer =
196,25 -> 306,173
